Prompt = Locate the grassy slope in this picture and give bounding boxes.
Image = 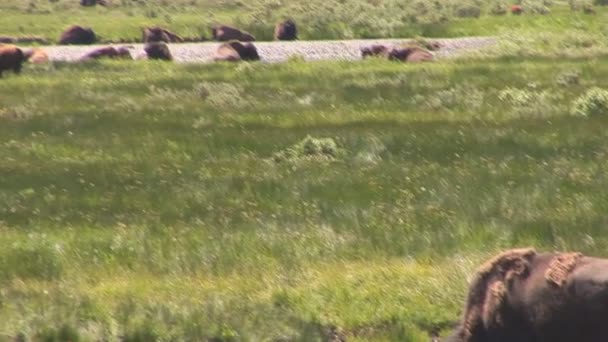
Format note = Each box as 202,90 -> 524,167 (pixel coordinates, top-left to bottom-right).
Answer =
0,1 -> 607,41
2,57 -> 608,340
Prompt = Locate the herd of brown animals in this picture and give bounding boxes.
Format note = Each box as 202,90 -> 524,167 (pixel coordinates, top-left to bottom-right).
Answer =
0,19 -> 437,77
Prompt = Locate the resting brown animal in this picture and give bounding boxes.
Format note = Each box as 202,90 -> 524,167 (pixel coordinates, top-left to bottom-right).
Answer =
446,249 -> 608,342
213,42 -> 260,62
211,25 -> 255,42
144,42 -> 172,61
79,46 -> 132,61
142,27 -> 183,43
274,19 -> 297,41
361,45 -> 390,58
24,48 -> 49,64
80,0 -> 108,6
59,25 -> 96,45
388,46 -> 433,62
0,45 -> 25,77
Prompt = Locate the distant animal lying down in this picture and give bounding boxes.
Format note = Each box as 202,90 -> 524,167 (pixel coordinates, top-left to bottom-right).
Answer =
59,25 -> 96,45
446,248 -> 608,342
211,25 -> 255,42
0,44 -> 25,77
213,42 -> 260,62
79,46 -> 132,61
142,27 -> 183,43
24,48 -> 49,64
144,42 -> 172,61
361,45 -> 434,62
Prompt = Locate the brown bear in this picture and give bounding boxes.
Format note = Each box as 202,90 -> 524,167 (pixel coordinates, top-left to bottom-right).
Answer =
361,45 -> 390,58
387,46 -> 433,62
59,25 -> 96,45
0,44 -> 25,77
274,19 -> 297,41
213,41 -> 260,62
446,249 -> 608,342
211,25 -> 255,42
24,48 -> 49,64
142,27 -> 184,43
79,46 -> 132,61
144,42 -> 172,61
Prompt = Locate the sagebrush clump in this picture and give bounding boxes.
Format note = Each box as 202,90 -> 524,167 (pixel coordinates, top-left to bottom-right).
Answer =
572,87 -> 608,117
273,135 -> 342,162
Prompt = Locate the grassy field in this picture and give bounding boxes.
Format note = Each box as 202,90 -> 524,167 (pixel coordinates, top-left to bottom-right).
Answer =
1,0 -> 607,41
2,53 -> 608,340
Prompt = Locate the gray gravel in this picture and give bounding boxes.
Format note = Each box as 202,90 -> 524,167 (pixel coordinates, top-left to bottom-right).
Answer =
41,37 -> 496,63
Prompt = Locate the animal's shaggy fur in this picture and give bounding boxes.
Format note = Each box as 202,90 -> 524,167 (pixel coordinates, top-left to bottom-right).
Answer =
213,42 -> 260,62
545,252 -> 582,287
144,42 -> 172,61
79,46 -> 132,61
361,45 -> 390,58
388,46 -> 434,62
59,25 -> 96,45
274,20 -> 298,41
142,27 -> 184,43
211,25 -> 255,42
24,48 -> 49,64
0,44 -> 25,77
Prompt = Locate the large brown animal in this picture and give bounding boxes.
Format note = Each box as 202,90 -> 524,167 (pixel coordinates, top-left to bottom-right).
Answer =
142,27 -> 184,43
213,42 -> 260,62
0,45 -> 25,77
274,19 -> 297,41
59,25 -> 96,45
79,46 -> 132,61
361,45 -> 390,58
388,46 -> 433,62
446,249 -> 608,342
211,25 -> 255,42
144,42 -> 172,61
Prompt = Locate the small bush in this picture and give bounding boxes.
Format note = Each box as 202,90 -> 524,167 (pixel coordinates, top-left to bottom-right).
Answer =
455,4 -> 482,18
594,0 -> 608,5
273,136 -> 343,162
490,2 -> 509,15
556,70 -> 581,86
572,87 -> 608,117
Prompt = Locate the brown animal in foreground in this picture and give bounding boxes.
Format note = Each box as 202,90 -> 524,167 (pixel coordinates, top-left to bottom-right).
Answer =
24,48 -> 49,64
59,25 -> 96,45
361,45 -> 390,58
0,45 -> 25,77
446,248 -> 608,342
144,42 -> 172,61
213,42 -> 260,62
79,46 -> 132,61
142,27 -> 184,43
274,19 -> 297,41
388,46 -> 433,62
211,25 -> 255,42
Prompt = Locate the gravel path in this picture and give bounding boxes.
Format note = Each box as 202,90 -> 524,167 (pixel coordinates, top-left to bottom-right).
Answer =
41,37 -> 496,63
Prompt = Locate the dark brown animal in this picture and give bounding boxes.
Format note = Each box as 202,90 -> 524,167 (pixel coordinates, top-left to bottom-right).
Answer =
211,25 -> 255,42
274,19 -> 297,41
213,42 -> 260,62
446,249 -> 608,342
388,46 -> 433,62
79,46 -> 132,61
0,45 -> 25,77
361,45 -> 389,58
142,27 -> 184,43
144,42 -> 172,61
59,25 -> 96,45
80,0 -> 108,6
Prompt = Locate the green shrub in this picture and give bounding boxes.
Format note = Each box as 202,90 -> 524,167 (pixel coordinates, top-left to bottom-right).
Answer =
572,87 -> 608,117
455,4 -> 482,18
556,70 -> 581,86
594,0 -> 608,5
489,1 -> 509,15
273,136 -> 343,162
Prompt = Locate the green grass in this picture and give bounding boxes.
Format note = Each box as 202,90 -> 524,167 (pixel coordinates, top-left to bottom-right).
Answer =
2,56 -> 608,340
1,0 -> 607,42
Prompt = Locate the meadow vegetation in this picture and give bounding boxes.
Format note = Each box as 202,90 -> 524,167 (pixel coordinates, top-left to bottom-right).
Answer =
0,0 -> 607,41
2,47 -> 608,339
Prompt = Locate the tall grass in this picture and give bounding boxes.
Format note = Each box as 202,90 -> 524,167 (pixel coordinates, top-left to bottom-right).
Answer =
1,57 -> 608,340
